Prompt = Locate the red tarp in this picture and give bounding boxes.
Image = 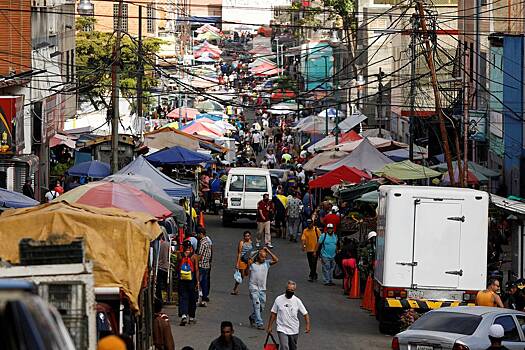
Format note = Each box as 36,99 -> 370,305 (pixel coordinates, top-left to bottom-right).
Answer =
309,165 -> 371,189
340,130 -> 362,143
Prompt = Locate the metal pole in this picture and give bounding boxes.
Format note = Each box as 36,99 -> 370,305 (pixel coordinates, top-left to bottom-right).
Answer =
324,56 -> 329,135
377,68 -> 384,138
475,0 -> 481,110
137,5 -> 144,137
335,104 -> 339,145
111,0 -> 124,173
409,14 -> 418,161
464,49 -> 470,187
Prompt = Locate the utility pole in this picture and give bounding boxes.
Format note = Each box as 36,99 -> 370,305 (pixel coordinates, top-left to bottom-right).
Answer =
416,1 -> 456,185
111,0 -> 124,173
409,14 -> 418,161
377,68 -> 384,138
463,48 -> 470,187
137,5 -> 144,137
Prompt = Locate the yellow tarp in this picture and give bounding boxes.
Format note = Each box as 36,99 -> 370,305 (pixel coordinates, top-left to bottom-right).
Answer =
0,202 -> 161,311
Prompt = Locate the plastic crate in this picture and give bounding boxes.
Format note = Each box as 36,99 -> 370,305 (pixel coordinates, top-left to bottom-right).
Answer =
19,238 -> 84,266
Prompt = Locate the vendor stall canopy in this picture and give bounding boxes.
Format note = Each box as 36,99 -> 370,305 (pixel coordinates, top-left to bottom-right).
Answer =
0,202 -> 161,311
309,165 -> 371,189
146,145 -> 212,166
374,160 -> 441,180
0,188 -> 38,209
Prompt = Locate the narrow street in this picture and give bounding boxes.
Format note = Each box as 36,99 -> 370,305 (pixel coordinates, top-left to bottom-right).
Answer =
168,215 -> 391,350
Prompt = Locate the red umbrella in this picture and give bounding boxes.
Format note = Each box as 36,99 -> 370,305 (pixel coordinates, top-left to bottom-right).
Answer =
167,107 -> 200,120
58,182 -> 171,219
309,165 -> 371,189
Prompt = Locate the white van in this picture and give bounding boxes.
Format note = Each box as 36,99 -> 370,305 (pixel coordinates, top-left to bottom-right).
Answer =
223,167 -> 272,226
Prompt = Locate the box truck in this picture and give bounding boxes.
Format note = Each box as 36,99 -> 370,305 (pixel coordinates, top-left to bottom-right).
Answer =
374,186 -> 489,334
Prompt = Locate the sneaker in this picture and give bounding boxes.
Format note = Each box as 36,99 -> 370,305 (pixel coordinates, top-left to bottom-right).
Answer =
256,325 -> 265,330
180,315 -> 188,326
327,282 -> 336,286
198,301 -> 207,307
249,316 -> 255,327
189,317 -> 196,324
267,243 -> 274,249
255,242 -> 261,248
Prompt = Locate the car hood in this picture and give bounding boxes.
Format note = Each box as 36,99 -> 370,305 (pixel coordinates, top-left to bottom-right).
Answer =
398,330 -> 466,348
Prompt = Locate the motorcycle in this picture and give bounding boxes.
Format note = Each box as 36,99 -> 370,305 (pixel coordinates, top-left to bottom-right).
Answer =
211,192 -> 223,215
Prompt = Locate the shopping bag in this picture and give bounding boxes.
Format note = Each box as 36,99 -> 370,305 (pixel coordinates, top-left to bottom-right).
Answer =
263,333 -> 279,350
233,269 -> 242,284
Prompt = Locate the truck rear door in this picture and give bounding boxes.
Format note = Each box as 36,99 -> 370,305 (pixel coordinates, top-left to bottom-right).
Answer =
412,199 -> 462,289
227,174 -> 244,209
243,174 -> 269,210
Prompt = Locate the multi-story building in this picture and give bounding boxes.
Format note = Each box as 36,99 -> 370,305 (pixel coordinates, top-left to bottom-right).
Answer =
0,0 -> 76,198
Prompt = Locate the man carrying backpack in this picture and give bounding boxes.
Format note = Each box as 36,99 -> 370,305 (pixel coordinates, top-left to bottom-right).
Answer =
178,240 -> 200,326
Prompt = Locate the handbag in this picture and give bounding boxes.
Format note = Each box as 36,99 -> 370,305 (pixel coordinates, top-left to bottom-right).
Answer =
263,333 -> 279,350
234,269 -> 242,284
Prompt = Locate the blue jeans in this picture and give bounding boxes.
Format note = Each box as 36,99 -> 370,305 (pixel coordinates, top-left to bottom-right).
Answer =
321,257 -> 335,284
178,280 -> 197,317
287,217 -> 301,240
249,289 -> 266,327
199,267 -> 210,299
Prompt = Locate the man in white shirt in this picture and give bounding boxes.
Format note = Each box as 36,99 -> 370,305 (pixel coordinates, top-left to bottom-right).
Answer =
44,189 -> 60,203
252,131 -> 262,155
267,281 -> 310,350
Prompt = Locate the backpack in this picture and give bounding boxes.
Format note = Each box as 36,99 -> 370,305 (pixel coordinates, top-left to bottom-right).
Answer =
179,256 -> 194,281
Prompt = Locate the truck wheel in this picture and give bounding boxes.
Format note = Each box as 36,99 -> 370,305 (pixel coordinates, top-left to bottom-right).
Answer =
376,298 -> 401,335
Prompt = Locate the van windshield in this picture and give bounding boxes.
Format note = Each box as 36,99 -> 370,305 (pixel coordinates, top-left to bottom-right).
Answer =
245,175 -> 267,192
229,175 -> 244,192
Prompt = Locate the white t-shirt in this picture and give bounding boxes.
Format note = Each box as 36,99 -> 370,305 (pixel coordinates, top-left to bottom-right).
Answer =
249,260 -> 270,291
297,171 -> 306,184
252,133 -> 262,144
45,190 -> 59,203
271,294 -> 308,335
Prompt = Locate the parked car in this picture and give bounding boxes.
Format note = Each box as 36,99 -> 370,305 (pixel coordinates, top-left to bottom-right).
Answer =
0,280 -> 76,349
393,306 -> 525,350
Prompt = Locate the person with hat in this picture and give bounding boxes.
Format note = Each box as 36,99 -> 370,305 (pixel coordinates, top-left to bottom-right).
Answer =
506,281 -> 525,311
486,324 -> 509,349
315,223 -> 338,286
301,218 -> 321,282
322,205 -> 341,235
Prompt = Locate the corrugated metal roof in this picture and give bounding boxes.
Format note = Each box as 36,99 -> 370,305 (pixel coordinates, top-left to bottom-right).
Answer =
490,194 -> 525,215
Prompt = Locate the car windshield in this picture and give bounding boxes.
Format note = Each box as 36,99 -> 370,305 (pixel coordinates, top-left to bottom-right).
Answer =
410,312 -> 482,335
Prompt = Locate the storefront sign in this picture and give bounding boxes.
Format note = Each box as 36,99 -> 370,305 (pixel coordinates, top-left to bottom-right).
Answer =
0,96 -> 24,154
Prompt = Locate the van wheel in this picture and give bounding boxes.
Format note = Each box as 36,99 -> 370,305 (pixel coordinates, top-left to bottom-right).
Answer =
222,214 -> 232,226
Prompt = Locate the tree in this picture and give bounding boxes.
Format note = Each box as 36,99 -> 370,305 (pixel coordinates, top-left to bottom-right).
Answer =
75,17 -> 164,112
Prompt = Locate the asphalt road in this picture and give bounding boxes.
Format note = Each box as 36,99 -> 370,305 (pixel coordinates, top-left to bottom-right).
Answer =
167,215 -> 391,350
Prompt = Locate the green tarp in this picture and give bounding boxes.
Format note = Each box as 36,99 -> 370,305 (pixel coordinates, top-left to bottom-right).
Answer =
374,160 -> 441,180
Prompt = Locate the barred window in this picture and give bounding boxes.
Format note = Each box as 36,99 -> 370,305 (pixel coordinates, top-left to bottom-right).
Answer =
147,3 -> 155,34
113,3 -> 128,32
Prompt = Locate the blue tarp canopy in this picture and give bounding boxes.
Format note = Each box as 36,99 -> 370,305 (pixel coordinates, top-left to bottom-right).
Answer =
117,156 -> 193,199
196,114 -> 222,121
0,188 -> 38,208
146,146 -> 212,166
67,160 -> 110,178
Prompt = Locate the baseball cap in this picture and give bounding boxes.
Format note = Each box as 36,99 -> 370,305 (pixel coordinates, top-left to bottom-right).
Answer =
306,218 -> 313,224
368,231 -> 377,240
331,205 -> 339,212
489,324 -> 504,339
326,223 -> 334,228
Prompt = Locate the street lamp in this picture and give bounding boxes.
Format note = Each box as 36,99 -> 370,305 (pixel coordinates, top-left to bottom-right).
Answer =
77,0 -> 94,16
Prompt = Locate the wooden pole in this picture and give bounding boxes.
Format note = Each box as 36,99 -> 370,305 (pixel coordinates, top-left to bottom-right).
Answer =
416,1 -> 456,186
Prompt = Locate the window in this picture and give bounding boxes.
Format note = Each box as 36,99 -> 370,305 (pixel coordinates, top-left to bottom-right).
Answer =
516,316 -> 525,336
494,316 -> 521,342
113,3 -> 128,32
410,312 -> 481,335
245,175 -> 268,193
147,3 -> 155,34
229,175 -> 244,192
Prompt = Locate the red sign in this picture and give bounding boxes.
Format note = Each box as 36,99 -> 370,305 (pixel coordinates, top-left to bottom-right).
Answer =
0,96 -> 24,154
44,94 -> 65,140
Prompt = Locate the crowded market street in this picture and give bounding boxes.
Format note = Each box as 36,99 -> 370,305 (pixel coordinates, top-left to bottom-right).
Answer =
169,215 -> 390,350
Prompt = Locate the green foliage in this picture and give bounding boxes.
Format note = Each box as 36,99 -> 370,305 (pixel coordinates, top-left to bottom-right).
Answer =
51,160 -> 74,177
75,18 -> 164,111
322,0 -> 355,17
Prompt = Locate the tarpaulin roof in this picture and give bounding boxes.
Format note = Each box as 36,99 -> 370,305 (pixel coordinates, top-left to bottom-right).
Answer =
309,165 -> 371,189
339,181 -> 381,202
147,146 -> 212,166
374,160 -> 441,180
432,161 -> 500,180
56,182 -> 172,219
320,138 -> 393,172
167,107 -> 200,120
144,128 -> 200,151
104,174 -> 186,225
0,202 -> 161,311
67,160 -> 111,179
307,131 -> 362,153
0,188 -> 38,208
337,112 -> 368,132
180,121 -> 224,137
118,156 -> 193,199
302,150 -> 348,172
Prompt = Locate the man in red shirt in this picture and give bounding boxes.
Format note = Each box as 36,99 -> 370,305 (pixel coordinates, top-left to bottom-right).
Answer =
322,205 -> 341,234
257,193 -> 275,248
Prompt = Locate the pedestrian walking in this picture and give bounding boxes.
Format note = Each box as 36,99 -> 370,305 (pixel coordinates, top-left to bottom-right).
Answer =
315,223 -> 338,286
476,279 -> 504,307
156,234 -> 170,301
178,240 -> 200,326
208,321 -> 248,350
44,188 -> 60,203
232,231 -> 253,295
246,247 -> 279,330
257,194 -> 274,248
301,219 -> 321,282
322,206 -> 341,235
286,191 -> 302,242
197,228 -> 213,306
252,130 -> 262,156
153,299 -> 175,350
22,179 -> 34,199
267,281 -> 311,350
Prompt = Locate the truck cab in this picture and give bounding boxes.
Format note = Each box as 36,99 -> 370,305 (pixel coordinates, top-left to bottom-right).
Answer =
374,186 -> 489,334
